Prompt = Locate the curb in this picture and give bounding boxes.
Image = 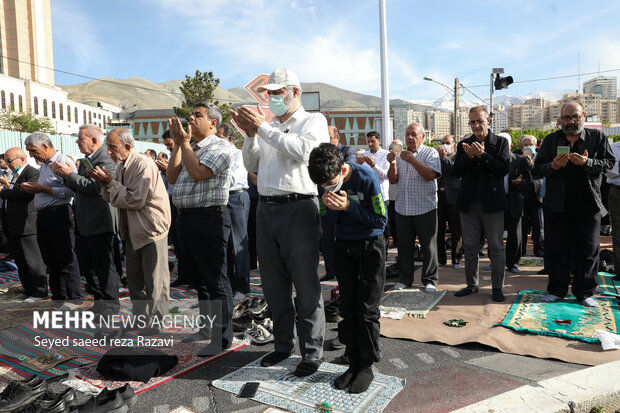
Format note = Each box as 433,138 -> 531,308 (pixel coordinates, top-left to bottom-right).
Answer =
451,359 -> 620,412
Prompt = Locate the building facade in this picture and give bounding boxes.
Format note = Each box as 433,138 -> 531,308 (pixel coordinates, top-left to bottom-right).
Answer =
507,104 -> 543,130
583,76 -> 617,100
559,93 -> 601,121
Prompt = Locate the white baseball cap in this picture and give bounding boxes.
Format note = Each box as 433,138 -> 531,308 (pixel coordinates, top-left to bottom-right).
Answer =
257,68 -> 301,92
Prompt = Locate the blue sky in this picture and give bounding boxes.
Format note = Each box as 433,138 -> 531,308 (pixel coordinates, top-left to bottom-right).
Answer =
51,0 -> 620,102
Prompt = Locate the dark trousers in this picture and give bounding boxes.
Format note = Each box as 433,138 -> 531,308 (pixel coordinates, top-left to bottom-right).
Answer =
0,210 -> 8,254
227,191 -> 251,294
169,197 -> 189,283
177,209 -> 233,349
437,191 -> 462,265
79,232 -> 120,311
396,209 -> 439,287
36,205 -> 82,302
544,207 -> 600,300
248,196 -> 258,269
387,200 -> 397,247
522,197 -> 543,255
336,236 -> 385,367
504,210 -> 522,269
320,217 -> 336,279
9,234 -> 47,297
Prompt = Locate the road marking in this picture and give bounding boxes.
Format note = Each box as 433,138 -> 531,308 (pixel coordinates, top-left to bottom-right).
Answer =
388,358 -> 409,370
441,347 -> 461,358
416,353 -> 435,364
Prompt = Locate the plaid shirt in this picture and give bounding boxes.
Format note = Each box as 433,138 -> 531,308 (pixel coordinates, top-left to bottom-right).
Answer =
172,135 -> 233,208
394,144 -> 442,216
534,128 -> 615,215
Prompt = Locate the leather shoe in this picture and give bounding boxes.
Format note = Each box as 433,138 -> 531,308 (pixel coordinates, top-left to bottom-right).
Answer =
537,268 -> 548,275
0,378 -> 47,412
454,286 -> 479,297
492,288 -> 505,302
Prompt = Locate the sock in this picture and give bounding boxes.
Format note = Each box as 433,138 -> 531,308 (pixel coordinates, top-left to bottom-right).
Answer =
581,297 -> 599,307
540,294 -> 560,303
349,366 -> 374,393
294,359 -> 321,377
334,366 -> 357,390
260,351 -> 290,367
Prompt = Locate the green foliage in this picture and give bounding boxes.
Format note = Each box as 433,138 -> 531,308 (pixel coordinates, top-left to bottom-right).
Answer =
173,70 -> 232,125
609,134 -> 620,142
507,128 -> 554,149
588,405 -> 604,413
0,110 -> 55,134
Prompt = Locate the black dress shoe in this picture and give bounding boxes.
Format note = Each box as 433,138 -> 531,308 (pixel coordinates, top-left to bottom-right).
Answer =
74,388 -> 126,413
454,286 -> 479,297
329,337 -> 345,350
492,288 -> 505,302
0,378 -> 47,412
537,268 -> 548,275
170,278 -> 189,287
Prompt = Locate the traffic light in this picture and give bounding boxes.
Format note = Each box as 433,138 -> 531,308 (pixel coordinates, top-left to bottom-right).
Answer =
494,74 -> 513,90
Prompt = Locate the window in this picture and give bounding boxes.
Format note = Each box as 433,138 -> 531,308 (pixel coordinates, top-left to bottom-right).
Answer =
67,105 -> 71,122
1,91 -> 5,109
88,111 -> 92,124
43,99 -> 48,116
9,93 -> 14,111
33,97 -> 38,114
59,103 -> 63,120
51,101 -> 56,118
75,108 -> 78,123
18,95 -> 23,112
83,110 -> 86,124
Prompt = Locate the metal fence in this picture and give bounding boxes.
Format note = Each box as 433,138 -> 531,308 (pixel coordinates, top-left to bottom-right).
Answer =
0,129 -> 168,159
603,127 -> 620,136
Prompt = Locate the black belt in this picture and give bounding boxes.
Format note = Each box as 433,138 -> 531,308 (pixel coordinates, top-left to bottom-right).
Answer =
37,204 -> 70,214
259,193 -> 314,204
229,189 -> 245,195
178,205 -> 226,215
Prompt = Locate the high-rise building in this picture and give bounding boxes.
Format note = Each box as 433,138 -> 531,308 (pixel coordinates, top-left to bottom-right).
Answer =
0,0 -> 55,85
600,99 -> 618,123
393,106 -> 424,142
524,98 -> 548,108
543,102 -> 560,125
583,76 -> 617,100
492,104 -> 508,132
425,110 -> 452,139
559,93 -> 601,121
507,104 -> 543,130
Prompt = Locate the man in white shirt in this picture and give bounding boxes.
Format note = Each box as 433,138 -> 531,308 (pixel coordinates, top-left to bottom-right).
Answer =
233,67 -> 329,377
217,122 -> 251,303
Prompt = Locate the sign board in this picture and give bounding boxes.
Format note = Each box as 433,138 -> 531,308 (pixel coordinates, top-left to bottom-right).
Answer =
244,74 -> 270,106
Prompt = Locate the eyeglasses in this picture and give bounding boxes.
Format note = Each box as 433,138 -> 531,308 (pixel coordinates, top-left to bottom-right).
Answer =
468,120 -> 486,126
561,114 -> 582,122
5,157 -> 19,164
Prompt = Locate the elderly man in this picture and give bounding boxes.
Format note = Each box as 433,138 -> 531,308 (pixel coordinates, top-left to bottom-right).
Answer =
233,67 -> 329,376
90,128 -> 171,334
452,106 -> 510,302
387,123 -> 441,292
0,148 -> 47,302
168,102 -> 234,356
534,101 -> 615,307
217,122 -> 251,303
436,135 -> 463,269
517,135 -> 544,257
329,126 -> 357,163
50,124 -> 120,316
21,132 -> 82,310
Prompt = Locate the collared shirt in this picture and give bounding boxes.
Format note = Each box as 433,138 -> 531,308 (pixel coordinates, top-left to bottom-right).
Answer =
605,140 -> 620,187
534,128 -> 615,215
362,148 -> 390,201
173,135 -> 233,208
243,106 -> 329,196
34,151 -> 75,210
394,144 -> 442,216
229,147 -> 249,192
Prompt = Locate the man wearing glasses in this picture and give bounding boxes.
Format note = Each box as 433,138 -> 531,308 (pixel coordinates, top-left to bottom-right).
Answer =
534,101 -> 614,307
452,106 -> 510,302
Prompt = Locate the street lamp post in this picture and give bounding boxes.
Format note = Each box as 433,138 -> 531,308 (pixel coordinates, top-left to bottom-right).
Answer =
423,77 -> 460,138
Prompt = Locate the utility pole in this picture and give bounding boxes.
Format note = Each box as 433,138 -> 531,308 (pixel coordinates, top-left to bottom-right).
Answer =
378,0 -> 392,149
454,77 -> 460,139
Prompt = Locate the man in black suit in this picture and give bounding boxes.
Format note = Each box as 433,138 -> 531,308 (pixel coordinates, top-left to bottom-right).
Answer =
498,133 -> 530,273
516,135 -> 544,257
0,148 -> 47,302
50,124 -> 120,315
452,106 -> 510,302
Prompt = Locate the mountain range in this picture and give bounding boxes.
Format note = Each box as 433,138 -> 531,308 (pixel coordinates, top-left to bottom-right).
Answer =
59,77 -> 580,113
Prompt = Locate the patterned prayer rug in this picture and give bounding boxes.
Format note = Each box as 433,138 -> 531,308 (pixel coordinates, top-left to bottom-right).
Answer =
212,355 -> 405,413
497,289 -> 620,343
597,272 -> 620,298
379,289 -> 447,318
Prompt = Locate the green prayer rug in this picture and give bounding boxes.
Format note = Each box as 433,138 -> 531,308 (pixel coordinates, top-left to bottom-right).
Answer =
498,289 -> 620,343
597,272 -> 620,298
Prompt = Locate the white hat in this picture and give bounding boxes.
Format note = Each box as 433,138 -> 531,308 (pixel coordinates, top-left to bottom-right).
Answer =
257,68 -> 301,92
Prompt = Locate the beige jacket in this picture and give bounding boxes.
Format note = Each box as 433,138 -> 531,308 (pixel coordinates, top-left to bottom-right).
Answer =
101,150 -> 170,250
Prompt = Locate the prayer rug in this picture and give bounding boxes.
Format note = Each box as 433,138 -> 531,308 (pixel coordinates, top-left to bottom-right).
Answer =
76,339 -> 246,394
379,289 -> 446,319
212,355 -> 405,413
497,289 -> 620,344
597,272 -> 620,298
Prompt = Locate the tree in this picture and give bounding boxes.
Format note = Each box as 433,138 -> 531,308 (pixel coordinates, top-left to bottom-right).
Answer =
174,70 -> 232,125
0,110 -> 55,134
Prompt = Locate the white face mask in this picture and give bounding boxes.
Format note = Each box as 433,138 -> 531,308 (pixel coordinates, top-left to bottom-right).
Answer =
324,173 -> 344,193
442,144 -> 452,154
